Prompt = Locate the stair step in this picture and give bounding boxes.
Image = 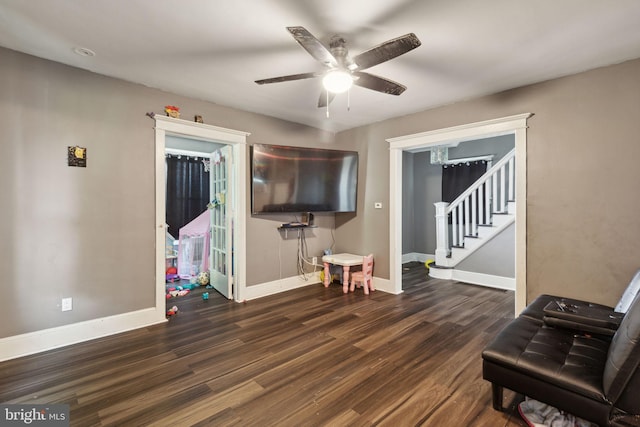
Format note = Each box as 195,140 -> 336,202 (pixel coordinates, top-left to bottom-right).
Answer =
434,154 -> 516,270
429,264 -> 453,270
446,212 -> 515,266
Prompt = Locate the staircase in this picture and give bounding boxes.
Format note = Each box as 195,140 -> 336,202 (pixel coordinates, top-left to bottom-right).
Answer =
430,148 -> 515,278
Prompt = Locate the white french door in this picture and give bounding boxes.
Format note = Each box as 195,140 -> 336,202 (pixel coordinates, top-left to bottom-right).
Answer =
209,145 -> 233,299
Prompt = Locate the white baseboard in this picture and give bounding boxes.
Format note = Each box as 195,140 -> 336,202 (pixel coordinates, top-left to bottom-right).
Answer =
243,272 -> 322,301
1,272 -> 398,361
429,268 -> 515,291
402,252 -> 435,264
244,273 -> 398,300
0,307 -> 166,362
369,277 -> 397,294
428,266 -> 453,280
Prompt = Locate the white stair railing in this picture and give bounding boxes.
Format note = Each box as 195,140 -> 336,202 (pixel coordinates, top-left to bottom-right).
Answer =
434,149 -> 515,266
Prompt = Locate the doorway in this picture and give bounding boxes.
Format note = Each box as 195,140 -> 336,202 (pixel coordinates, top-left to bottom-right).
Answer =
387,113 -> 532,314
153,116 -> 249,314
165,137 -> 223,295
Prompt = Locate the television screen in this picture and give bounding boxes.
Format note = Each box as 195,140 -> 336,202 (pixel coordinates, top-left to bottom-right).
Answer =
251,144 -> 358,214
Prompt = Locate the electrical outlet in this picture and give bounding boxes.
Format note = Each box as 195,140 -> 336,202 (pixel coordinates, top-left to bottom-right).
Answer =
61,297 -> 73,312
312,256 -> 318,265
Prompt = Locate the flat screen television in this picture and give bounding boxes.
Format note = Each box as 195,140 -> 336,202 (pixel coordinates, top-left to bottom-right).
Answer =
251,144 -> 358,214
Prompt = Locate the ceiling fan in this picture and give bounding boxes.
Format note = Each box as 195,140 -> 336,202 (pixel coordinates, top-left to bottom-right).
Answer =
255,26 -> 421,109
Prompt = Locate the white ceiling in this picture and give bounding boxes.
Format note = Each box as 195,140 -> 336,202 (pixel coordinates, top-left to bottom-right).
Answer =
1,0 -> 640,133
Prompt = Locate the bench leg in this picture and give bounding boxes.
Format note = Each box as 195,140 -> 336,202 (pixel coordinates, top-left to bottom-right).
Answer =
492,383 -> 504,411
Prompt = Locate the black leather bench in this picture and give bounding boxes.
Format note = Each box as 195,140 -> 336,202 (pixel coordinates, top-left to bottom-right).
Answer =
482,270 -> 640,426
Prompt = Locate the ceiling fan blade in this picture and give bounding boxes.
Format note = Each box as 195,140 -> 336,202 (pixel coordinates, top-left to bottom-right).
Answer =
287,26 -> 338,68
353,71 -> 406,95
352,33 -> 421,71
317,90 -> 336,108
255,71 -> 321,85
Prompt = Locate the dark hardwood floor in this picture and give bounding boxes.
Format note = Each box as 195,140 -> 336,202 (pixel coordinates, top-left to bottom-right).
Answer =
0,263 -> 526,426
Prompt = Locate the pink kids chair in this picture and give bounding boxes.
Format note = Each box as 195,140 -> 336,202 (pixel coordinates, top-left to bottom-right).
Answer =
350,254 -> 374,294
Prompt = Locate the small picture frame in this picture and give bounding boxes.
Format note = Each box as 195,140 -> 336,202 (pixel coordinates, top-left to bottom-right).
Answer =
68,146 -> 87,167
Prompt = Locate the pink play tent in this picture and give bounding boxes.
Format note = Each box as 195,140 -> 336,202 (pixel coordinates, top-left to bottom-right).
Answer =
177,210 -> 210,279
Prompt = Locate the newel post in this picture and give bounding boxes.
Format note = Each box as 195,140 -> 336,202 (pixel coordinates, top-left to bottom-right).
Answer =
434,202 -> 450,266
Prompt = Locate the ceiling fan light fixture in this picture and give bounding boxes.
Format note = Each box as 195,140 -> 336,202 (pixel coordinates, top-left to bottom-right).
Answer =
322,69 -> 353,94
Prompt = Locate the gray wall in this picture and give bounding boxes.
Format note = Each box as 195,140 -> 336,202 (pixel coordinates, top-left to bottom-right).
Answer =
407,152 -> 441,255
335,57 -> 640,307
457,223 -> 515,277
448,134 -> 514,163
0,47 -> 336,338
401,151 -> 415,253
3,44 -> 640,340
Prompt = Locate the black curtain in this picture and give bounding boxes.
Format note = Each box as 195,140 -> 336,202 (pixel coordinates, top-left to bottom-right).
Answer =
442,160 -> 487,203
166,155 -> 210,238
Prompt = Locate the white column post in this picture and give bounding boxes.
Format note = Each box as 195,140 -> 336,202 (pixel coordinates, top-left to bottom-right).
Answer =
434,202 -> 450,265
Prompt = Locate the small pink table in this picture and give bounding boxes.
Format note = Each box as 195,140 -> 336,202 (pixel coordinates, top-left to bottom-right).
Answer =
322,253 -> 364,294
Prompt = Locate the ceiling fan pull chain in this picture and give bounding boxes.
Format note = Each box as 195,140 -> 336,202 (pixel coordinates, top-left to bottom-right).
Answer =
347,88 -> 351,112
326,91 -> 330,118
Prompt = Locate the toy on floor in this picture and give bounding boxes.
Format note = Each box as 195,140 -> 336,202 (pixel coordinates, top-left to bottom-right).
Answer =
197,271 -> 210,286
166,267 -> 179,282
166,289 -> 190,298
167,305 -> 178,316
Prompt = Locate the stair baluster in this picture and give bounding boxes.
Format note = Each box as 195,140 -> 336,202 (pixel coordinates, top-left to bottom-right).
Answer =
434,148 -> 516,267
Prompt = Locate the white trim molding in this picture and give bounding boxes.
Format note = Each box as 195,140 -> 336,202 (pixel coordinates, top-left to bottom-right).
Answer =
387,114 -> 532,149
0,308 -> 165,362
243,274 -> 395,300
243,273 -> 322,301
154,115 -> 250,304
429,268 -> 515,291
402,252 -> 435,264
387,113 -> 532,314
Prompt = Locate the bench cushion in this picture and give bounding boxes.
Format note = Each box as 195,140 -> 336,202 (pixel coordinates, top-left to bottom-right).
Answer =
482,316 -> 610,401
520,294 -> 614,323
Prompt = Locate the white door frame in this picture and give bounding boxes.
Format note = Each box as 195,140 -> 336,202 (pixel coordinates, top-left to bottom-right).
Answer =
209,145 -> 233,299
154,115 -> 250,310
387,113 -> 532,314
